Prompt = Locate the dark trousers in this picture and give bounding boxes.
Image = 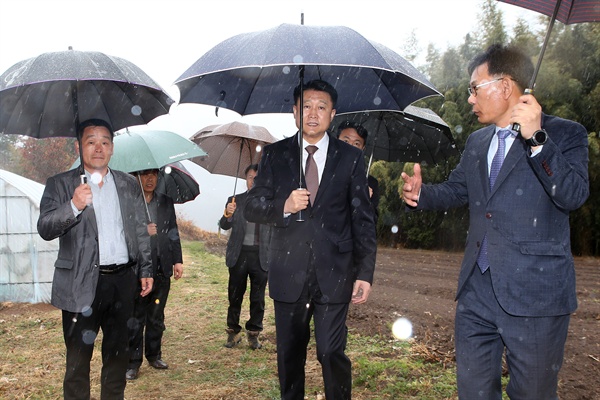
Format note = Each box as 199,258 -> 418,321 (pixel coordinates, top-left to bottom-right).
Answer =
128,272 -> 170,368
274,281 -> 351,400
455,267 -> 570,400
62,267 -> 136,400
227,247 -> 268,332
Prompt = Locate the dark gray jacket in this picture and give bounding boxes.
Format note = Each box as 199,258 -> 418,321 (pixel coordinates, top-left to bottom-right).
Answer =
38,168 -> 152,313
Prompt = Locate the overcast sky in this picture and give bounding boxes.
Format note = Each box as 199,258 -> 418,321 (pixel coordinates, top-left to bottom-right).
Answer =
0,0 -> 539,232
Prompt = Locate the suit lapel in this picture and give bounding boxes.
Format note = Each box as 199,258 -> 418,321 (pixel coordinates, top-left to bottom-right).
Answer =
315,133 -> 341,205
490,135 -> 526,196
477,127 -> 495,198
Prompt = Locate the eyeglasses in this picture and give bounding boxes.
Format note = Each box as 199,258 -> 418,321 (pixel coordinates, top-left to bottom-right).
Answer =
468,77 -> 504,97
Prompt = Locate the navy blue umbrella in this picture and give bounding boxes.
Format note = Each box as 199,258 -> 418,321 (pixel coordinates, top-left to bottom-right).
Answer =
174,23 -> 441,115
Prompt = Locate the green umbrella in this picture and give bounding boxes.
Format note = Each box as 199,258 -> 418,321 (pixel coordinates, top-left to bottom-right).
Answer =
108,129 -> 207,172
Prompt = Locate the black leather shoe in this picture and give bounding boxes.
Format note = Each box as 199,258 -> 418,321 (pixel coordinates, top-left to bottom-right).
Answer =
149,359 -> 168,369
126,368 -> 139,380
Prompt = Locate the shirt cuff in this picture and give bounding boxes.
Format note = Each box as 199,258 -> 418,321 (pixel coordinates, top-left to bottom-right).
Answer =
71,200 -> 82,216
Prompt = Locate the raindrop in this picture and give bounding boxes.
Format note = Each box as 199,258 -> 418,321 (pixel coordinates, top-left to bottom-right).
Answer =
455,125 -> 463,134
256,144 -> 262,153
392,317 -> 412,340
164,166 -> 172,175
351,197 -> 361,207
551,184 -> 556,197
131,105 -> 142,116
82,329 -> 97,345
282,66 -> 291,75
306,303 -> 310,309
533,218 -> 537,227
516,188 -> 523,196
372,97 -> 382,106
293,55 -> 304,63
391,225 -> 399,234
81,306 -> 92,317
91,172 -> 102,185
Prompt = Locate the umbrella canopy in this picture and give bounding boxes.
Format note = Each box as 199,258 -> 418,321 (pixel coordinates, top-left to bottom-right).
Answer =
174,23 -> 442,115
497,0 -> 600,24
107,129 -> 207,173
153,162 -> 200,204
331,106 -> 460,166
0,48 -> 174,138
189,121 -> 278,180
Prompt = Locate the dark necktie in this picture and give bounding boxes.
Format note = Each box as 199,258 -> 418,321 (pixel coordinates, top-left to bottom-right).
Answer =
476,129 -> 512,273
305,145 -> 319,205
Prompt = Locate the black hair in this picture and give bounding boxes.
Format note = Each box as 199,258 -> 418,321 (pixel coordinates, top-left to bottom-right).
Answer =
336,120 -> 368,142
76,118 -> 114,141
245,164 -> 258,176
468,44 -> 534,93
293,79 -> 338,108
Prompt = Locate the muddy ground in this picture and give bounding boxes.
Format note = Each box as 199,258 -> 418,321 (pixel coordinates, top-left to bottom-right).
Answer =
347,247 -> 599,400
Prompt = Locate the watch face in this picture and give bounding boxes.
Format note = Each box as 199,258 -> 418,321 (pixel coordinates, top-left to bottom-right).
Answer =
534,130 -> 547,144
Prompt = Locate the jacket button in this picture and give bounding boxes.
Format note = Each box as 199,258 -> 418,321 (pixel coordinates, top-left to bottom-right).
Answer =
485,213 -> 492,219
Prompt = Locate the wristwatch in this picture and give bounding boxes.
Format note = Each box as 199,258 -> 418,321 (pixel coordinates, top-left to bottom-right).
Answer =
525,129 -> 548,147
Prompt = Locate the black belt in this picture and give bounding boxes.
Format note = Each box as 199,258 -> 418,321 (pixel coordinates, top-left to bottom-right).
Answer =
99,260 -> 135,274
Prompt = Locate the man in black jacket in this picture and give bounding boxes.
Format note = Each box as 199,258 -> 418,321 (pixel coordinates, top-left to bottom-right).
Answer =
126,168 -> 184,380
219,164 -> 270,350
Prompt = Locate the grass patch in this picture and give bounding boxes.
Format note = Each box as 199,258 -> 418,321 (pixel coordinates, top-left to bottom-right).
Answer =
0,238 -> 461,399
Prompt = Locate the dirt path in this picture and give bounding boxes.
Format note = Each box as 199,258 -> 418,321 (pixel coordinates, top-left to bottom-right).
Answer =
348,247 -> 600,400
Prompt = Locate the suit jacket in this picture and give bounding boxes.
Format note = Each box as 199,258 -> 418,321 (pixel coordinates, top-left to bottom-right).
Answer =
416,114 -> 589,317
219,191 -> 270,270
150,192 -> 183,278
37,168 -> 153,313
244,132 -> 377,304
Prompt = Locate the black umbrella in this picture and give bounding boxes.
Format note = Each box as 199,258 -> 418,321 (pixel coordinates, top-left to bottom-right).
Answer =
331,106 -> 460,168
154,162 -> 200,205
0,48 -> 174,138
0,47 -> 174,178
496,0 -> 600,131
174,23 -> 441,115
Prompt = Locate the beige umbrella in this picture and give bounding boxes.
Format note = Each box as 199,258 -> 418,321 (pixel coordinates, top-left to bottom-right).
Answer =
190,121 -> 278,195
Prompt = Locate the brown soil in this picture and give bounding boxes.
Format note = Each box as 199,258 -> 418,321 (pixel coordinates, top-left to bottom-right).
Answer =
2,241 -> 598,399
348,247 -> 600,400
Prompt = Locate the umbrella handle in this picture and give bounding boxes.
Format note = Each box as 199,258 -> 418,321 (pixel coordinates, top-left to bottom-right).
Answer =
297,67 -> 305,222
511,88 -> 534,133
137,173 -> 152,222
224,196 -> 236,218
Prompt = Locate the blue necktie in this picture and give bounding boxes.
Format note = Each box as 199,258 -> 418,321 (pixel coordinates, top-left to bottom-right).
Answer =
477,129 -> 512,273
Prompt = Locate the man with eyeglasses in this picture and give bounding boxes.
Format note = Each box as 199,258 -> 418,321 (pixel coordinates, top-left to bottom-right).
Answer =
401,44 -> 589,399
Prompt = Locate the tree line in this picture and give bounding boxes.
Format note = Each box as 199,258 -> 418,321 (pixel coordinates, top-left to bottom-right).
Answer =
1,0 -> 598,255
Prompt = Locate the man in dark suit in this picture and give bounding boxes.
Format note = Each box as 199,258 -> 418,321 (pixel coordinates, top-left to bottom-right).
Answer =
402,44 -> 589,399
244,79 -> 377,400
219,164 -> 270,350
37,118 -> 153,400
126,168 -> 184,380
336,120 -> 380,222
